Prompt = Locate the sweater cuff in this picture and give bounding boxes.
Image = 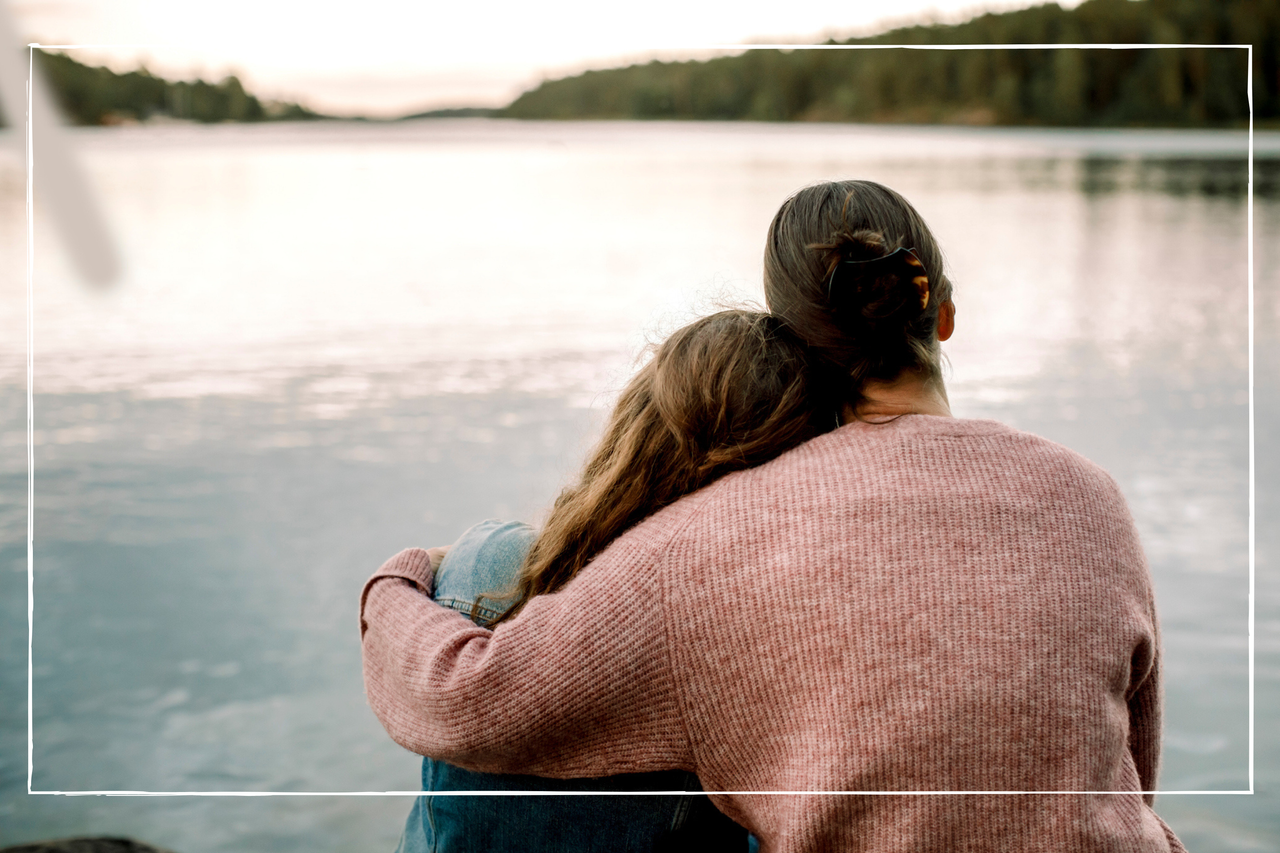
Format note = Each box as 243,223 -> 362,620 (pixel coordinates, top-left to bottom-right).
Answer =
359,547 -> 436,636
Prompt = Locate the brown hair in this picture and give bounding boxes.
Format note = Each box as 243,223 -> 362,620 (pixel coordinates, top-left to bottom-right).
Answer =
486,310 -> 833,625
763,180 -> 953,411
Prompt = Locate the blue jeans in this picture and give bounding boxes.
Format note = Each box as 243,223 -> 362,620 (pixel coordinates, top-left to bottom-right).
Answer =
396,761 -> 749,853
394,520 -> 749,853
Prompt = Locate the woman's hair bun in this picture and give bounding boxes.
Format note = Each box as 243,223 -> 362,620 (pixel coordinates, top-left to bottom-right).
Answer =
819,229 -> 927,325
762,179 -> 950,398
828,228 -> 891,263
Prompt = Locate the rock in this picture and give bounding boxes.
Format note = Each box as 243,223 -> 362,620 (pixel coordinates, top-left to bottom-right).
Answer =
0,839 -> 178,853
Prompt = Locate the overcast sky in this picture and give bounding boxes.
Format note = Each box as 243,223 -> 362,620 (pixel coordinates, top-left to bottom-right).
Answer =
10,0 -> 1081,116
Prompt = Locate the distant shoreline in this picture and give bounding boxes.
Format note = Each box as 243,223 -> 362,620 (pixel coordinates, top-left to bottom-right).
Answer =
18,0 -> 1276,131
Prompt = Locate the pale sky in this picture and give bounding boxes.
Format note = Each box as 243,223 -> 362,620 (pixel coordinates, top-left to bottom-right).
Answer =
9,0 -> 1081,116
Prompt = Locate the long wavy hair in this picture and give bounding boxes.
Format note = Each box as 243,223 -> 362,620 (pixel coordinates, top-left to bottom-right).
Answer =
486,309 -> 835,626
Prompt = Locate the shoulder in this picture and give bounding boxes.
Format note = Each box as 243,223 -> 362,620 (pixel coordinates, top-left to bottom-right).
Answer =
582,479 -> 731,572
943,418 -> 1132,511
698,414 -> 1134,522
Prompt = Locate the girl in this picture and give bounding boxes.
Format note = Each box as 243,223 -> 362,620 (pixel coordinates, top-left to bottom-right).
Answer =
395,309 -> 838,852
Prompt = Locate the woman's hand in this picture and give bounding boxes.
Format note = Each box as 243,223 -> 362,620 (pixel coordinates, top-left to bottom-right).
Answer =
425,546 -> 450,577
358,546 -> 448,638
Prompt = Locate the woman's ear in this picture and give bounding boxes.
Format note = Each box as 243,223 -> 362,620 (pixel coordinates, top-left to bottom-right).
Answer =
937,299 -> 955,342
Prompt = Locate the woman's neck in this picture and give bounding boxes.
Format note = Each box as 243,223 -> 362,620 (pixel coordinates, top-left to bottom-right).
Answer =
843,372 -> 952,423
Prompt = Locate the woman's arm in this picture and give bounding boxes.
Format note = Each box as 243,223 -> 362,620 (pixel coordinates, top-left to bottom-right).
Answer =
1128,641 -> 1162,807
1125,584 -> 1164,808
359,538 -> 693,779
1104,479 -> 1164,809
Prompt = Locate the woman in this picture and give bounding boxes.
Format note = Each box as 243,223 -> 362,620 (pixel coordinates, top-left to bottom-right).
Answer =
397,310 -> 837,852
362,180 -> 1185,852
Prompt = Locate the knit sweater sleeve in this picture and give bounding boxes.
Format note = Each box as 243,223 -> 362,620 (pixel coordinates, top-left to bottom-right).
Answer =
359,530 -> 692,779
1103,471 -> 1165,809
1128,572 -> 1164,808
1132,612 -> 1183,849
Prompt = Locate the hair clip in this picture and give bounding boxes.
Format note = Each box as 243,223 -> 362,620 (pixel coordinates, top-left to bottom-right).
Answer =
902,251 -> 930,310
828,246 -> 931,310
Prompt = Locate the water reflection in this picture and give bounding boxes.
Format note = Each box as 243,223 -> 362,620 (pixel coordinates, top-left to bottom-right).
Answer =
1074,156 -> 1275,198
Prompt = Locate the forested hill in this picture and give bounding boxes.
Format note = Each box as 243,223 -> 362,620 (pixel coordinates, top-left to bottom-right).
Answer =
14,50 -> 325,126
10,0 -> 1276,128
505,0 -> 1276,127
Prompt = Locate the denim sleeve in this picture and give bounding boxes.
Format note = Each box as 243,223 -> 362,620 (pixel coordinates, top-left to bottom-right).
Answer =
432,520 -> 536,626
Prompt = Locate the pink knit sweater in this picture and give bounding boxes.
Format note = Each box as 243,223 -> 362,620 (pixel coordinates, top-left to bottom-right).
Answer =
361,415 -> 1185,853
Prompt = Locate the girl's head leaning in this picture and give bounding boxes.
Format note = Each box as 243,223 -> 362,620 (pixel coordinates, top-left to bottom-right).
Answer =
487,309 -> 834,625
763,180 -> 954,412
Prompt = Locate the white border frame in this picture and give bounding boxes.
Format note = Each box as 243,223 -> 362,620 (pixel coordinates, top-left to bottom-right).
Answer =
24,41 -> 1255,798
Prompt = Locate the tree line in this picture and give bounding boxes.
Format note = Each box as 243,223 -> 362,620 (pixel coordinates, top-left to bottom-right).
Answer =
505,0 -> 1275,126
10,50 -> 324,126
8,0 -> 1276,128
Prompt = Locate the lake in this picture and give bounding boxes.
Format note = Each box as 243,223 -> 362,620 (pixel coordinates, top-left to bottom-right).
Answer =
0,119 -> 1277,851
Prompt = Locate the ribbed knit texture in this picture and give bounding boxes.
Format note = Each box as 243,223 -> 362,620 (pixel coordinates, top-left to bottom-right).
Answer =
361,415 -> 1185,853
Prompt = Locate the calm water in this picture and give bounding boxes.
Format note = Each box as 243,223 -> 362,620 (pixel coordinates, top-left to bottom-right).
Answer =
0,120 -> 1277,851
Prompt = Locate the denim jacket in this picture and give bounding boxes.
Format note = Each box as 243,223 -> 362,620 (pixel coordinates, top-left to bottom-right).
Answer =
394,520 -> 749,853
